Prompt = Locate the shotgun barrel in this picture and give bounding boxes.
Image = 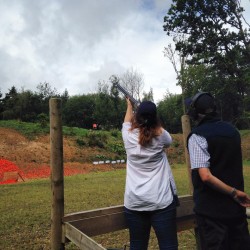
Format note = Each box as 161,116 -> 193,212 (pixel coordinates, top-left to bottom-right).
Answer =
114,82 -> 140,107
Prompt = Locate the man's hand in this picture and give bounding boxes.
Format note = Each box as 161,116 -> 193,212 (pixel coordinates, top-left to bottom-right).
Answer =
232,189 -> 250,207
198,167 -> 250,207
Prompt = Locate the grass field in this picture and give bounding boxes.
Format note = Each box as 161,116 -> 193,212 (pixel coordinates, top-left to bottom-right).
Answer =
1,163 -> 249,250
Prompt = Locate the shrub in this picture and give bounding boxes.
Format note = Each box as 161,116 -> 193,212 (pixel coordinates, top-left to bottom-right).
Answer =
76,138 -> 86,147
87,131 -> 108,148
172,141 -> 180,148
37,113 -> 49,128
110,129 -> 121,138
107,141 -> 126,156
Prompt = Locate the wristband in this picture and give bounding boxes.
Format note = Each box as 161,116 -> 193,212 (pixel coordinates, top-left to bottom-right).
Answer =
230,187 -> 237,197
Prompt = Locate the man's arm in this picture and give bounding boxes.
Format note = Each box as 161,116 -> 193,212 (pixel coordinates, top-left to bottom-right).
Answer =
188,134 -> 250,207
198,166 -> 250,207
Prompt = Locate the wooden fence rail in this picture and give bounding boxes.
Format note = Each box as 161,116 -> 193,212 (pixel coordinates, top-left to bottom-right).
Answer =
63,195 -> 196,249
63,203 -> 250,250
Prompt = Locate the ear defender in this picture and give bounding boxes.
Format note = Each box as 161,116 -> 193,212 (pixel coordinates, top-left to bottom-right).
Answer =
187,92 -> 215,120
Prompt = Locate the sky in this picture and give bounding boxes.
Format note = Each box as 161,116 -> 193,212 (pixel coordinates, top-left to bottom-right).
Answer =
0,0 -> 249,103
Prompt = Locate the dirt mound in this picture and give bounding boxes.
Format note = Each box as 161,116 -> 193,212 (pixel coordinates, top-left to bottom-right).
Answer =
0,128 -> 123,181
0,127 -> 249,182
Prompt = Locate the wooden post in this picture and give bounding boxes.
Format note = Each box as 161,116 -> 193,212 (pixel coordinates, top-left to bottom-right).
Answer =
50,98 -> 64,250
181,114 -> 193,194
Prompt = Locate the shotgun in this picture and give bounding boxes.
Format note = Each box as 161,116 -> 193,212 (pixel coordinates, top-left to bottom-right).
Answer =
114,82 -> 140,107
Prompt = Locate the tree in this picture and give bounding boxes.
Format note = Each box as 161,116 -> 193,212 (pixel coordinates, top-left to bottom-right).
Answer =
163,0 -> 250,124
36,82 -> 59,115
15,90 -> 43,122
1,86 -> 19,120
120,68 -> 145,101
110,77 -> 126,128
164,0 -> 249,62
36,82 -> 58,100
164,39 -> 187,113
60,89 -> 69,107
157,92 -> 183,133
95,80 -> 114,128
142,87 -> 154,102
94,78 -> 125,129
0,90 -> 3,117
63,94 -> 96,128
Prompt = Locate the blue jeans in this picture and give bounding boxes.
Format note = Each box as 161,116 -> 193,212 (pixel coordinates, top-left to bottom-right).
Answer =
124,202 -> 178,250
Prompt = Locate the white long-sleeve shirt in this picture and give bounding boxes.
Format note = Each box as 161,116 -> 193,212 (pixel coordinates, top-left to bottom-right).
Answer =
122,122 -> 177,211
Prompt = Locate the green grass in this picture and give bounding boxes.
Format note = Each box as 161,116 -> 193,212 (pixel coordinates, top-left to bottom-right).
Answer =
0,120 -> 91,138
0,120 -> 50,139
240,130 -> 250,137
1,164 -> 249,250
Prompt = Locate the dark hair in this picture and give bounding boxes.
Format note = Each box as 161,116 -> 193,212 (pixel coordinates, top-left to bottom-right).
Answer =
130,101 -> 161,146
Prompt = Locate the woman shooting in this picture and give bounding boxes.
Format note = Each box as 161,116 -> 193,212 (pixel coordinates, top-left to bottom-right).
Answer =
122,98 -> 178,250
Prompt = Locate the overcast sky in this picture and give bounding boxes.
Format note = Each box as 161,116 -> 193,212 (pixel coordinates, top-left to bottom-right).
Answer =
0,0 -> 249,103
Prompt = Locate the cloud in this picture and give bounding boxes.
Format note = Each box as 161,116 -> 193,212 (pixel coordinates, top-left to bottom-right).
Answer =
0,0 -> 249,102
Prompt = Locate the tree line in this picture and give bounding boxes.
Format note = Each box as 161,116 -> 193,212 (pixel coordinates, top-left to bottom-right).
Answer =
0,80 -> 248,135
0,78 -> 184,133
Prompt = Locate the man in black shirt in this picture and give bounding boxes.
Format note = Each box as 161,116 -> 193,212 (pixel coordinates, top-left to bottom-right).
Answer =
187,92 -> 250,249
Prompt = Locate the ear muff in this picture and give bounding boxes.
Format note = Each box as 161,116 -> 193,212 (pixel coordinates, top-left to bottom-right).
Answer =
187,92 -> 214,120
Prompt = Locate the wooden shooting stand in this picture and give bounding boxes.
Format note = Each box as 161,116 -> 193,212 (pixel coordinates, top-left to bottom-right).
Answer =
63,196 -> 195,250
49,98 -> 203,249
